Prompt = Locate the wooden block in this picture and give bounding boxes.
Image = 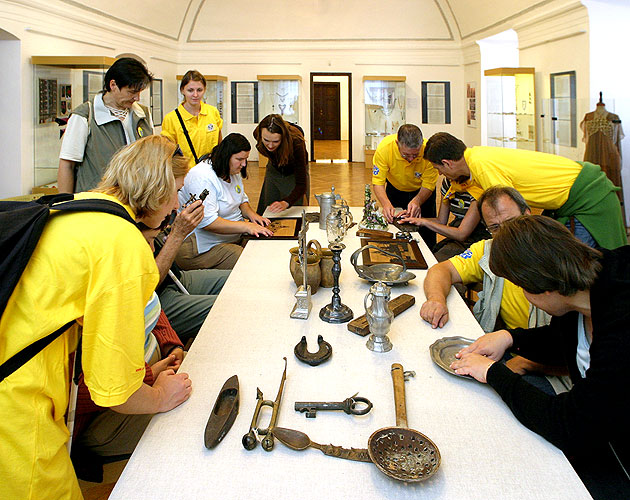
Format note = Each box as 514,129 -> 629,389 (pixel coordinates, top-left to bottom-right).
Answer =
348,293 -> 416,336
355,228 -> 392,239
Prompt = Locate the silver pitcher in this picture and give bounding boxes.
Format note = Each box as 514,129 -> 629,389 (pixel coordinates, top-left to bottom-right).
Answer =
315,186 -> 341,230
365,281 -> 394,352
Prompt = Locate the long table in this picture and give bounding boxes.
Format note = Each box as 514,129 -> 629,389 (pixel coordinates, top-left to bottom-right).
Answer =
110,207 -> 591,500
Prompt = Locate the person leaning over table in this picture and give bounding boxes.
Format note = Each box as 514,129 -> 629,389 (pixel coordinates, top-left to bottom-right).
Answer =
371,124 -> 439,248
421,186 -> 563,381
0,135 -> 192,500
253,113 -> 309,214
399,177 -> 490,262
161,70 -> 223,169
58,57 -> 154,193
451,215 -> 630,500
423,131 -> 626,250
176,133 -> 273,271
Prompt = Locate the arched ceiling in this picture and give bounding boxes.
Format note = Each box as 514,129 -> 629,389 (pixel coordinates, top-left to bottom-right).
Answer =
58,0 -> 559,44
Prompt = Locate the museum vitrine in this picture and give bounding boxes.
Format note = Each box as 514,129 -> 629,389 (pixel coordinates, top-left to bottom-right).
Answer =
484,67 -> 536,150
257,75 -> 301,124
31,56 -> 116,188
363,76 -> 406,166
176,75 -> 227,119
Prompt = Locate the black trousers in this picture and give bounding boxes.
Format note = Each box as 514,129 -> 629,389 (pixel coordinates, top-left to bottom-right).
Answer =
385,182 -> 437,248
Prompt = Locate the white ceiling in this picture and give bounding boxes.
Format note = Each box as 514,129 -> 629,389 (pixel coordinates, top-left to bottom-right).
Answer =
57,0 -> 557,43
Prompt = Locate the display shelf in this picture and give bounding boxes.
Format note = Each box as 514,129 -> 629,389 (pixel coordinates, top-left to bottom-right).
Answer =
257,75 -> 301,123
484,67 -> 536,151
175,75 -> 227,119
363,76 -> 406,152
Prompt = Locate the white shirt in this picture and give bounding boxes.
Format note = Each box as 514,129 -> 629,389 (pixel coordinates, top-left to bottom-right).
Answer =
576,313 -> 591,378
179,160 -> 249,254
59,93 -> 152,162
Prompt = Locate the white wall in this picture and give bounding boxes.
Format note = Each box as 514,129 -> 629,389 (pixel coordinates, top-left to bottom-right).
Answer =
0,33 -> 21,198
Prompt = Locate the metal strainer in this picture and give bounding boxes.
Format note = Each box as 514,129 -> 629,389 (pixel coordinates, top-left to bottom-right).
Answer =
367,363 -> 441,482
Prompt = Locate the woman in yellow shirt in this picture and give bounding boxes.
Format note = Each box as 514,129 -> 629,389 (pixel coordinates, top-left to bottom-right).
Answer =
162,70 -> 223,168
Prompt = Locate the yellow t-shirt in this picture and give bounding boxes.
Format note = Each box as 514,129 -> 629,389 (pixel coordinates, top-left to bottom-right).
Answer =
161,102 -> 223,168
372,134 -> 438,192
0,193 -> 159,499
464,146 -> 581,208
449,240 -> 529,330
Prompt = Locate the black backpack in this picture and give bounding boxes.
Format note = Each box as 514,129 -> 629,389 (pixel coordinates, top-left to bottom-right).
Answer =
0,193 -> 136,383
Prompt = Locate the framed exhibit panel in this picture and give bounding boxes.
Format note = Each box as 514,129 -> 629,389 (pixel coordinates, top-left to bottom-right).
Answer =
31,56 -> 115,188
231,81 -> 258,124
258,75 -> 301,124
151,78 -> 163,127
175,75 -> 227,119
484,67 -> 536,150
421,81 -> 451,124
466,82 -> 477,128
244,217 -> 303,241
360,238 -> 427,269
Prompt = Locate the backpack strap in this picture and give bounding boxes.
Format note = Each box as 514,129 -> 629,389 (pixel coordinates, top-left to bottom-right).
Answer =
0,197 -> 137,383
174,108 -> 199,164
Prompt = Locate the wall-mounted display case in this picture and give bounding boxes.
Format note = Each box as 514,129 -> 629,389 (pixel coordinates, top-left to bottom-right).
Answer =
363,76 -> 406,166
484,67 -> 536,150
31,56 -> 116,188
176,75 -> 227,119
258,75 -> 301,124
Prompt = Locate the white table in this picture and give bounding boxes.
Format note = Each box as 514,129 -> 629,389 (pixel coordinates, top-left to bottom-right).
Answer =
111,207 -> 591,500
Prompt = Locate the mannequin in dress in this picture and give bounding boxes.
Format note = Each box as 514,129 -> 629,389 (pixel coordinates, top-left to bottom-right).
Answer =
580,93 -> 624,190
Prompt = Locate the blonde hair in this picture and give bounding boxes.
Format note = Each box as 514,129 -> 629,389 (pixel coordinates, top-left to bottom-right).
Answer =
96,135 -> 189,218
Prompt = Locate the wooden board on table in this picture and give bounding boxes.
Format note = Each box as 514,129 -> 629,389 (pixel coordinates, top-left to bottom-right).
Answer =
348,294 -> 416,336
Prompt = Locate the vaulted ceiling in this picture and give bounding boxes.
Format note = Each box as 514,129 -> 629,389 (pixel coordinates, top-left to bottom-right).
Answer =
59,0 -> 555,44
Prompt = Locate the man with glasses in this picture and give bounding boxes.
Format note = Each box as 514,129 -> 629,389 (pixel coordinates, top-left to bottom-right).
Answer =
423,132 -> 626,250
371,124 -> 439,247
58,57 -> 154,193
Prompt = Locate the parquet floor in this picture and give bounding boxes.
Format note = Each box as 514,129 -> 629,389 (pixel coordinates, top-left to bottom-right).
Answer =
313,139 -> 350,160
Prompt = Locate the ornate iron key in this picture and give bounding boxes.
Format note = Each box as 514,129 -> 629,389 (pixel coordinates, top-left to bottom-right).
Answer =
294,393 -> 372,418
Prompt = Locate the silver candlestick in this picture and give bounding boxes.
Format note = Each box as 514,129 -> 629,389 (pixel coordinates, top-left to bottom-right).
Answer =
319,243 -> 353,323
291,211 -> 311,319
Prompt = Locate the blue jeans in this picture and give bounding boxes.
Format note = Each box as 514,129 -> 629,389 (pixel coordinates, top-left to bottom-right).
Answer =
565,218 -> 598,248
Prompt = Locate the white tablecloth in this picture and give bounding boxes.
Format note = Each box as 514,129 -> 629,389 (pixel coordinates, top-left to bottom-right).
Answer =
110,207 -> 591,500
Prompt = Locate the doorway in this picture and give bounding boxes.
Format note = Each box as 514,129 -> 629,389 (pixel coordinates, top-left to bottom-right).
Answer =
310,73 -> 352,163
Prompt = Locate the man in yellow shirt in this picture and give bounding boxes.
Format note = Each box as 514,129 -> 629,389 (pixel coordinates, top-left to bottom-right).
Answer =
0,136 -> 192,499
372,124 -> 439,247
423,132 -> 626,250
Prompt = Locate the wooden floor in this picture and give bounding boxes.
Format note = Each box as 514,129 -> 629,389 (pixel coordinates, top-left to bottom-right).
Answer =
312,139 -> 349,160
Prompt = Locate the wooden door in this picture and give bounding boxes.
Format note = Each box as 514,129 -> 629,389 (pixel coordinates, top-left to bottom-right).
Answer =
313,82 -> 341,140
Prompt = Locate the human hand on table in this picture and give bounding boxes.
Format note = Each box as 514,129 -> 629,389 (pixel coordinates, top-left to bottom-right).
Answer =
267,200 -> 289,213
450,353 -> 495,383
170,200 -> 204,238
397,215 -> 424,226
405,199 -> 422,219
420,299 -> 449,328
245,221 -> 274,237
456,329 -> 513,361
382,204 -> 396,223
154,369 -> 192,412
248,213 -> 271,227
150,352 -> 181,378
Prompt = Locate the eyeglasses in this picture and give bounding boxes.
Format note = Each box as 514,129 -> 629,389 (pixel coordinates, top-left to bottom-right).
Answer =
136,210 -> 177,232
400,152 -> 420,161
485,216 -> 516,234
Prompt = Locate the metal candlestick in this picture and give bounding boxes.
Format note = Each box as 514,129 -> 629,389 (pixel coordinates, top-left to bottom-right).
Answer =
291,211 -> 312,319
319,243 -> 353,323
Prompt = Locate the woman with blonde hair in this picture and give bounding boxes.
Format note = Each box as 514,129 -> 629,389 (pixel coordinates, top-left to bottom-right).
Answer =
0,135 -> 192,499
161,70 -> 223,168
253,113 -> 309,214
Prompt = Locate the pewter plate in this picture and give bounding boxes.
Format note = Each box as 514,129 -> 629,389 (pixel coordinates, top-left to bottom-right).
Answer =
429,336 -> 476,379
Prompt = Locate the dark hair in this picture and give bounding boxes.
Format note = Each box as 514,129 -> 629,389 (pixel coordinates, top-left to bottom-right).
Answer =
489,215 -> 602,296
209,133 -> 251,181
253,114 -> 304,166
423,132 -> 466,164
103,57 -> 153,93
397,124 -> 423,148
180,70 -> 206,92
477,186 -> 530,219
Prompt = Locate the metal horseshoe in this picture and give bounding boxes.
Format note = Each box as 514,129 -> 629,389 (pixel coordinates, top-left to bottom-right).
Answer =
294,335 -> 332,366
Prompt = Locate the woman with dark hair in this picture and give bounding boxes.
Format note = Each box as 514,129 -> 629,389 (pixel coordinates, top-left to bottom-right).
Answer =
175,133 -> 272,270
451,215 -> 630,499
253,114 -> 309,214
161,70 -> 223,168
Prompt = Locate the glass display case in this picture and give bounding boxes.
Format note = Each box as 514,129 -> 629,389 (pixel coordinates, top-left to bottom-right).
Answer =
257,75 -> 301,124
175,75 -> 227,118
363,76 -> 406,165
31,56 -> 116,189
484,67 -> 536,150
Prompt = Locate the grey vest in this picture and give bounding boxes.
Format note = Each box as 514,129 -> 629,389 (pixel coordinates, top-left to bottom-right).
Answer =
71,97 -> 153,192
472,240 -> 550,332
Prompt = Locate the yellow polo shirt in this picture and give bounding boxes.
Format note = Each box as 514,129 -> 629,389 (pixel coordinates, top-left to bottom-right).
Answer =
464,146 -> 581,208
0,193 -> 159,499
372,134 -> 438,192
450,240 -> 529,330
162,102 -> 223,168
